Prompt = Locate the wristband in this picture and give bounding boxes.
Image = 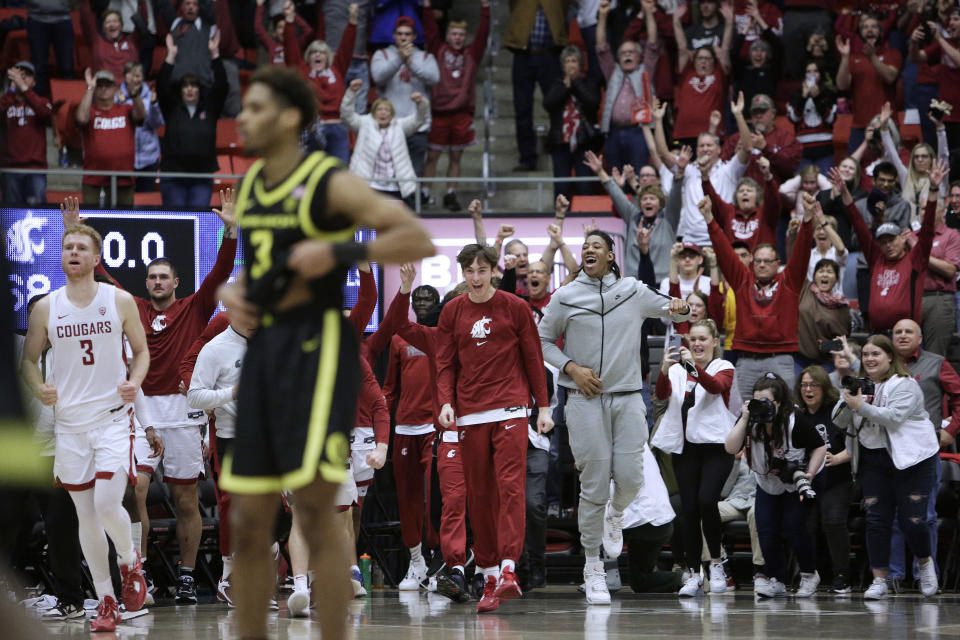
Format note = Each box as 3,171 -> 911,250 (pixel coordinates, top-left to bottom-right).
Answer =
332,242 -> 369,265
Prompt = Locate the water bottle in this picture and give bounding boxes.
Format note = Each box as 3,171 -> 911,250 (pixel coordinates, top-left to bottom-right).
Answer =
371,560 -> 384,590
359,553 -> 372,588
59,146 -> 68,168
98,188 -> 106,207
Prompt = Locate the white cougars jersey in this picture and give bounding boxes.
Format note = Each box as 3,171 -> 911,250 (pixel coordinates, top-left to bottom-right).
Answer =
47,283 -> 127,432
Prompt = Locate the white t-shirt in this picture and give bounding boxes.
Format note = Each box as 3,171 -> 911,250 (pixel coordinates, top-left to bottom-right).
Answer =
675,156 -> 748,246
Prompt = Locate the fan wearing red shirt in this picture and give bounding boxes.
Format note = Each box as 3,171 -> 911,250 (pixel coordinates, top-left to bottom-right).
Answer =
436,244 -> 552,613
0,62 -> 52,205
832,162 -> 944,333
62,189 -> 238,605
836,15 -> 902,154
702,155 -> 780,251
255,0 -> 314,66
75,68 -> 145,207
910,8 -> 960,154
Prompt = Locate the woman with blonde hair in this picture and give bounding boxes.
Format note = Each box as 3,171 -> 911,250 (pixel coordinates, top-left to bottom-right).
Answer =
652,319 -> 736,597
341,79 -> 429,206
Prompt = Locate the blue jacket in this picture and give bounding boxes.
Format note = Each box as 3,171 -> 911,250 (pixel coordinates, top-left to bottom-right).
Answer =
370,0 -> 425,46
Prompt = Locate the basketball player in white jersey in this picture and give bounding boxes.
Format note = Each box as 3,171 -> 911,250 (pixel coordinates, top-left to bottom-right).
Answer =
20,223 -> 150,632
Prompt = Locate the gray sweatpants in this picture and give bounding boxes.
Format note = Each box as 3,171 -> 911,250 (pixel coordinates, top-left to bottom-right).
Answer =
733,354 -> 796,404
565,390 -> 647,557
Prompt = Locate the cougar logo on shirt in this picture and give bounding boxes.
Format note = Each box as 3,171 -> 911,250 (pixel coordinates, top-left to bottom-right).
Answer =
401,447 -> 408,456
731,217 -> 759,240
93,116 -> 129,130
151,315 -> 167,332
446,449 -> 456,458
688,73 -> 717,94
876,269 -> 901,296
5,210 -> 46,264
470,316 -> 492,339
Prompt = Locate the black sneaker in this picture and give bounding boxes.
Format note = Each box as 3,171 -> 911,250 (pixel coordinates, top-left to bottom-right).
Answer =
40,601 -> 85,621
442,192 -> 462,212
436,567 -> 471,603
175,574 -> 198,604
527,566 -> 546,590
832,574 -> 852,594
470,571 -> 485,600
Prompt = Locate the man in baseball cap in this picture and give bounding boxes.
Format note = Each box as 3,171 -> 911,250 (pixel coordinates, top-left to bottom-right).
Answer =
722,91 -> 802,184
1,61 -> 52,205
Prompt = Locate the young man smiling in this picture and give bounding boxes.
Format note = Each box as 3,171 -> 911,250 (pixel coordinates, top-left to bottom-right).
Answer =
436,244 -> 552,613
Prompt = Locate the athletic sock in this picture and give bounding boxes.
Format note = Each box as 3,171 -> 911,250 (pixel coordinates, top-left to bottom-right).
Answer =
293,574 -> 308,592
222,555 -> 233,581
500,559 -> 515,573
409,545 -> 423,565
130,522 -> 142,556
585,553 -> 600,566
180,566 -> 194,579
350,564 -> 360,574
452,565 -> 464,575
481,566 -> 500,580
94,581 -> 114,601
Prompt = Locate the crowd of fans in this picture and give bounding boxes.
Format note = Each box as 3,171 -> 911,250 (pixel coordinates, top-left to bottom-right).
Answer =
8,0 -> 960,609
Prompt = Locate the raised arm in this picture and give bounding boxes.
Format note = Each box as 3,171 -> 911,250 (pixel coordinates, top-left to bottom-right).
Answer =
784,195 -> 815,290
467,0 -> 491,64
194,189 -> 239,315
340,81 -> 364,132
75,68 -> 97,127
349,262 -> 378,337
332,4 -> 359,78
652,99 -> 674,169
730,91 -> 753,166
283,17 -> 305,68
254,2 -> 276,51
835,36 -> 852,91
468,198 -> 487,246
362,263 -> 417,364
672,2 -> 690,73
701,196 -> 749,288
540,196 -> 569,269
421,0 -> 443,54
829,166 -> 877,264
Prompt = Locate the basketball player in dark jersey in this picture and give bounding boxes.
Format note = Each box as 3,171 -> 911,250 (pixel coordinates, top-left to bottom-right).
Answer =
217,67 -> 434,640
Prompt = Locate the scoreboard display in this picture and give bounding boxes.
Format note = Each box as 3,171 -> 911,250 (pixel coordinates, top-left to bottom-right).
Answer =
2,207 -> 379,331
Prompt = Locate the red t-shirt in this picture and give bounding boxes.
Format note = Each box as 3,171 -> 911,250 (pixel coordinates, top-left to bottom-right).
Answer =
81,103 -> 136,187
673,61 -> 726,140
0,90 -> 52,169
848,45 -> 902,128
383,335 -> 434,427
436,289 -> 548,418
96,237 -> 238,395
924,37 -> 960,123
530,291 -> 552,312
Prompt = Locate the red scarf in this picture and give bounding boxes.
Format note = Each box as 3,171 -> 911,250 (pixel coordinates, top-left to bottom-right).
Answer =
562,96 -> 581,151
809,283 -> 848,309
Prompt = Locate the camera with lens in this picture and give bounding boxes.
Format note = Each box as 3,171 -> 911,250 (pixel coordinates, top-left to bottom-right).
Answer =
840,375 -> 875,397
770,458 -> 817,501
747,398 -> 776,423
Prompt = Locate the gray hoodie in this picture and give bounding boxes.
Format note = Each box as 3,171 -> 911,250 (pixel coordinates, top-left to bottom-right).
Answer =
539,271 -> 690,393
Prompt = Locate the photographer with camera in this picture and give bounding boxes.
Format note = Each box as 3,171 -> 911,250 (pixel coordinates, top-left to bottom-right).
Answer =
795,366 -> 853,594
725,373 -> 827,598
651,319 -> 736,597
833,334 -> 941,600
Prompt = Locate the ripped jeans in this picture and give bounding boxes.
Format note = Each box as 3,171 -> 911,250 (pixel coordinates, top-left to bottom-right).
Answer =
859,447 -> 938,570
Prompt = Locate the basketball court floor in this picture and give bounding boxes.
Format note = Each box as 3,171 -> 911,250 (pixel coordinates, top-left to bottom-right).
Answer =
27,589 -> 960,639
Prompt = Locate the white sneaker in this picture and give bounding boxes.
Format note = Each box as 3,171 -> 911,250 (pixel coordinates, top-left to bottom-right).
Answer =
398,558 -> 427,591
287,588 -> 309,617
918,559 -> 938,597
796,571 -> 820,598
708,562 -> 727,594
678,573 -> 703,597
753,574 -> 769,595
755,576 -> 786,598
601,504 -> 623,559
583,561 -> 611,605
863,577 -> 888,601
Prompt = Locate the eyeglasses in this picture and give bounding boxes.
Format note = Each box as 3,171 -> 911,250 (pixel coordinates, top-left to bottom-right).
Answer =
639,172 -> 657,178
799,382 -> 820,389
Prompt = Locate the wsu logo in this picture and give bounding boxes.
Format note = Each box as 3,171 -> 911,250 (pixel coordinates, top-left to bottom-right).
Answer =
151,315 -> 167,332
470,316 -> 492,339
6,211 -> 46,264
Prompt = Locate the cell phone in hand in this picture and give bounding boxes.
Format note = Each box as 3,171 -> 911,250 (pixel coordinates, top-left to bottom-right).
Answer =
668,334 -> 683,352
820,339 -> 843,355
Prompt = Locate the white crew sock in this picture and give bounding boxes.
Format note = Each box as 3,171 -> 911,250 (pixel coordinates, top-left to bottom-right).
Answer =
130,522 -> 142,556
222,555 -> 233,580
585,553 -> 600,566
481,566 -> 500,580
500,559 -> 515,573
294,574 -> 308,592
350,564 -> 360,574
452,565 -> 464,575
409,544 -> 423,565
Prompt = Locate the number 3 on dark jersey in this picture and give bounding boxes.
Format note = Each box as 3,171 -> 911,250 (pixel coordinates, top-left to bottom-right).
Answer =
249,229 -> 274,280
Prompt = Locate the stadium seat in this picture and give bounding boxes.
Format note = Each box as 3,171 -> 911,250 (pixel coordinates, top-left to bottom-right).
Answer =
45,190 -> 81,206
50,79 -> 89,151
214,154 -> 232,187
133,192 -> 164,206
833,113 -> 852,164
571,195 -> 613,215
216,119 -> 242,154
230,155 -> 258,176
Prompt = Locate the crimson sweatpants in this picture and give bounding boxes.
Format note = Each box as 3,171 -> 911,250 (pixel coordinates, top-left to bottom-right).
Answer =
393,432 -> 439,549
437,428 -> 468,566
461,418 -> 528,569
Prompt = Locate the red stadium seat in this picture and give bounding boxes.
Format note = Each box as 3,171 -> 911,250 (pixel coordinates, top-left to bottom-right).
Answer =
216,119 -> 242,154
213,154 -> 232,186
832,113 -> 853,164
570,195 -> 613,215
50,79 -> 90,151
133,192 -> 164,206
45,190 -> 81,205
230,156 -> 258,175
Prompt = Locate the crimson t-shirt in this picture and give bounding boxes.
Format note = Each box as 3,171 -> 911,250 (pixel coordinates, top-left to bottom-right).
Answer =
673,61 -> 726,140
924,37 -> 960,123
0,90 -> 52,169
848,45 -> 902,128
82,103 -> 136,186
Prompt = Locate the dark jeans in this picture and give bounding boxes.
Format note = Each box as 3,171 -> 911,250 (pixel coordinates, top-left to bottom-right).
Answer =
135,162 -> 159,193
551,146 -> 593,200
808,479 -> 852,579
860,447 -> 937,570
406,131 -> 429,178
755,486 -> 816,581
524,446 -> 549,572
1,172 -> 46,205
604,127 -> 649,174
623,522 -> 682,593
321,122 -> 351,164
672,442 -> 733,569
512,51 -> 560,167
889,454 -> 941,580
26,17 -> 74,96
36,487 -> 85,608
160,177 -> 214,208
